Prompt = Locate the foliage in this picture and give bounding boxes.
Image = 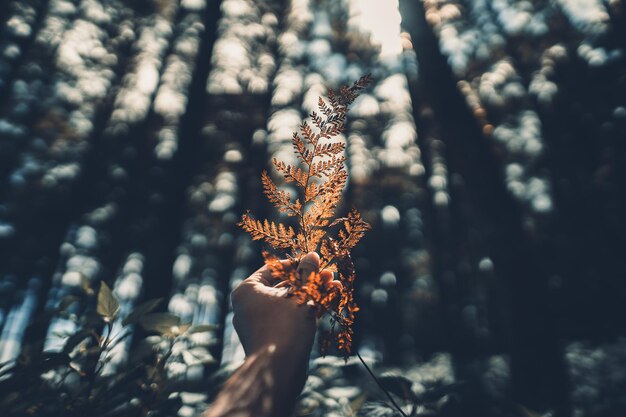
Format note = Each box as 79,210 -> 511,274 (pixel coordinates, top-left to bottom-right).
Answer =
293,356 -> 465,417
239,74 -> 373,357
0,280 -> 215,417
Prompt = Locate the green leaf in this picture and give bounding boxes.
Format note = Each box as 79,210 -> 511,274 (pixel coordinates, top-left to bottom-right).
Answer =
106,329 -> 133,350
122,298 -> 163,326
138,313 -> 181,335
97,281 -> 120,322
80,273 -> 94,295
350,393 -> 367,413
62,330 -> 92,355
161,323 -> 191,337
187,324 -> 218,334
180,323 -> 192,332
378,374 -> 417,402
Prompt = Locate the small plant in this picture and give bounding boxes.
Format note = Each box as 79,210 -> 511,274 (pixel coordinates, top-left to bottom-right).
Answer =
0,279 -> 215,417
238,74 -> 373,357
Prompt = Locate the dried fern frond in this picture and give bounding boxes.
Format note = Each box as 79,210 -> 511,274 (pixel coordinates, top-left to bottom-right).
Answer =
238,74 -> 373,357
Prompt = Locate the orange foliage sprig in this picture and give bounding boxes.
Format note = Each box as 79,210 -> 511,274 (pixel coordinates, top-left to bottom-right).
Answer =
238,74 -> 373,356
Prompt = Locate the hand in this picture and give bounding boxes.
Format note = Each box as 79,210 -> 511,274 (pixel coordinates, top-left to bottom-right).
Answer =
231,252 -> 338,358
203,252 -> 340,417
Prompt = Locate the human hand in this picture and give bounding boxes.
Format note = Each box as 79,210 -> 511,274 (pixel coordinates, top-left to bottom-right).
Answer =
203,253 -> 340,417
231,252 -> 340,359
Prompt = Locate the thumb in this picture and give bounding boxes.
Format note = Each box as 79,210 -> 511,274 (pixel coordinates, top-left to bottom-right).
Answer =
297,252 -> 320,284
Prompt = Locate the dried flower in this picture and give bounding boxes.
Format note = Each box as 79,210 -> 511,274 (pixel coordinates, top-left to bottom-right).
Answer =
238,74 -> 373,356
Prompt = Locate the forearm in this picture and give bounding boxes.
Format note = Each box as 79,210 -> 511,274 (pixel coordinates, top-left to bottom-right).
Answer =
203,344 -> 307,417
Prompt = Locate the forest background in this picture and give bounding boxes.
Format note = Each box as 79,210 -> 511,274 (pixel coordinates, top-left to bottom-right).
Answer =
0,0 -> 625,416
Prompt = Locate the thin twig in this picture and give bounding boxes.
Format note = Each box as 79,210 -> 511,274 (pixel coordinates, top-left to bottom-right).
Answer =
356,351 -> 408,417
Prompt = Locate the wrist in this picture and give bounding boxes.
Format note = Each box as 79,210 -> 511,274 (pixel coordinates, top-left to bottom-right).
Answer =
254,342 -> 309,373
257,343 -> 310,394
250,330 -> 313,361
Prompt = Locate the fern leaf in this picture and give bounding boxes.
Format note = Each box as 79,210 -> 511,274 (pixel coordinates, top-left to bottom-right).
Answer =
304,188 -> 343,233
238,74 -> 373,358
310,156 -> 347,178
310,111 -> 325,130
296,232 -> 308,254
315,142 -> 346,158
261,171 -> 301,217
307,228 -> 326,251
334,208 -> 371,251
300,121 -> 319,147
327,88 -> 339,109
304,182 -> 319,203
318,96 -> 333,117
321,122 -> 345,139
316,165 -> 348,196
292,133 -> 313,165
351,73 -> 374,93
238,213 -> 296,250
272,159 -> 307,187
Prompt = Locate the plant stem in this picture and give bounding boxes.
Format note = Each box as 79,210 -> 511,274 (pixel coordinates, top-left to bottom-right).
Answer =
356,351 -> 408,417
300,142 -> 317,254
94,321 -> 113,376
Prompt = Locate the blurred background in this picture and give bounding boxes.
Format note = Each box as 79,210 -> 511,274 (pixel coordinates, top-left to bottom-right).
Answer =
0,0 -> 625,416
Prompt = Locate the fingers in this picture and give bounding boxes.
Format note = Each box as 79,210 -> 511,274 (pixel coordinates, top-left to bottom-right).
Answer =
327,280 -> 343,291
320,270 -> 333,284
245,259 -> 293,287
273,280 -> 291,289
319,269 -> 343,292
297,252 -> 320,284
242,252 -> 342,295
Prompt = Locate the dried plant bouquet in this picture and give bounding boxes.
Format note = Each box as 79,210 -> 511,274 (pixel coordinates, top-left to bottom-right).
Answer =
239,74 -> 373,356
